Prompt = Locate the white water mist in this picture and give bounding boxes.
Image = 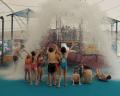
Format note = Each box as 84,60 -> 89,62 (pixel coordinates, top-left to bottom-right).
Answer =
0,0 -> 119,80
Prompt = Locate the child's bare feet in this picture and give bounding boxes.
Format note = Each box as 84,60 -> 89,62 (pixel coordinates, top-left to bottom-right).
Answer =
64,83 -> 67,87
48,84 -> 52,87
72,80 -> 75,85
35,81 -> 39,86
30,81 -> 32,85
57,83 -> 60,88
79,83 -> 81,85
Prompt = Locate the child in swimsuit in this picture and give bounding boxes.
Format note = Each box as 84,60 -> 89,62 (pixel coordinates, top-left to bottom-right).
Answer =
47,45 -> 59,86
58,43 -> 76,87
59,47 -> 68,87
13,47 -> 21,70
25,54 -> 32,84
72,67 -> 81,85
96,69 -> 111,82
37,53 -> 44,84
31,51 -> 38,85
55,50 -> 61,87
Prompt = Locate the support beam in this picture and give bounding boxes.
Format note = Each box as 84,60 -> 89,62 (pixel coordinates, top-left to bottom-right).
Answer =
0,16 -> 4,64
116,21 -> 118,56
11,14 -> 14,40
111,23 -> 114,35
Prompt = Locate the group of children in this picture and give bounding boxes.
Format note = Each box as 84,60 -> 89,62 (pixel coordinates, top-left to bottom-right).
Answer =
23,43 -> 111,87
25,51 -> 44,85
24,44 -> 70,87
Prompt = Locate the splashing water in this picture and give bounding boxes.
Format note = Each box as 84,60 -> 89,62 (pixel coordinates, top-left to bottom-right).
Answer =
0,0 -> 119,80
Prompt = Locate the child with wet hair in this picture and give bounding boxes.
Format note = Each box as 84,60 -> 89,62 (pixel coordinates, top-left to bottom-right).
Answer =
57,46 -> 68,87
30,51 -> 38,85
36,53 -> 44,84
58,43 -> 76,87
25,54 -> 32,84
72,67 -> 81,85
96,69 -> 111,82
47,46 -> 58,86
82,67 -> 93,84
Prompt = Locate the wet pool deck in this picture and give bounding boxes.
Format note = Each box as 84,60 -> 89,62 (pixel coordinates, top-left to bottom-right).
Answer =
0,79 -> 119,96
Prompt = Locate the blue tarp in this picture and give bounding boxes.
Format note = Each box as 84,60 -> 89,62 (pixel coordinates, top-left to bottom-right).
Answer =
13,8 -> 34,18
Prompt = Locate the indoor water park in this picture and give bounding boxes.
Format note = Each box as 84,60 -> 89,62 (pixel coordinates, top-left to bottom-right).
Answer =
0,0 -> 120,96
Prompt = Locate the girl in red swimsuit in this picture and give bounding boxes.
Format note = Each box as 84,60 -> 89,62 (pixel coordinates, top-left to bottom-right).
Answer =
31,51 -> 38,85
25,54 -> 32,84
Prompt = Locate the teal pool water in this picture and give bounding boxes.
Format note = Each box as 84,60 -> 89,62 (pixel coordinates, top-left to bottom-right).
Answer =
0,79 -> 119,96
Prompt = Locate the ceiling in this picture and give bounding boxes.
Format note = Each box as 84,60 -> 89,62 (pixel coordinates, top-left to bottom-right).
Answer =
0,0 -> 120,31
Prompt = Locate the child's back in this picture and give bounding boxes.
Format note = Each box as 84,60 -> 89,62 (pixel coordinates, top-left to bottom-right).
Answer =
25,56 -> 32,70
72,73 -> 80,82
72,68 -> 80,85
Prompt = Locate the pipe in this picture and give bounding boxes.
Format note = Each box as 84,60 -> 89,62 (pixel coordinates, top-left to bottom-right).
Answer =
0,16 -> 4,64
